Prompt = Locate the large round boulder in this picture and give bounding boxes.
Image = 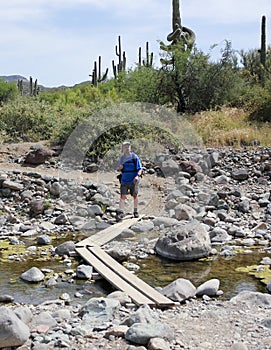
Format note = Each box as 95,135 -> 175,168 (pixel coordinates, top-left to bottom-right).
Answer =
0,307 -> 30,348
155,220 -> 211,261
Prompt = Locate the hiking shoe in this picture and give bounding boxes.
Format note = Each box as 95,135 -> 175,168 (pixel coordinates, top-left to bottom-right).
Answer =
133,212 -> 139,218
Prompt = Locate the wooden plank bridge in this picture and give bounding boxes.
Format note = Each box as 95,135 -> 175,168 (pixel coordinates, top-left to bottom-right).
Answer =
75,216 -> 176,308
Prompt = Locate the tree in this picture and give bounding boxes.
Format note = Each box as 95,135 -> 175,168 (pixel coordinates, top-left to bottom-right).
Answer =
157,41 -> 244,113
115,66 -> 160,104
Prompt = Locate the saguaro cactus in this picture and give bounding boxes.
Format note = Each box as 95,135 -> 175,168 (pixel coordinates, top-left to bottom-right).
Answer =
28,77 -> 39,96
259,15 -> 267,87
33,79 -> 39,96
165,0 -> 195,51
159,0 -> 196,113
17,79 -> 23,96
112,35 -> 126,78
90,56 -> 108,86
138,42 -> 154,67
29,76 -> 33,96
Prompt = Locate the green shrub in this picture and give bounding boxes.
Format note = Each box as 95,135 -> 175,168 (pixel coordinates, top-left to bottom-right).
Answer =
0,81 -> 18,104
0,97 -> 57,141
238,86 -> 271,122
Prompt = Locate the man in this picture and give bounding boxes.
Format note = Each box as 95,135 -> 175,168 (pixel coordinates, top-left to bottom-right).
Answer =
116,141 -> 143,219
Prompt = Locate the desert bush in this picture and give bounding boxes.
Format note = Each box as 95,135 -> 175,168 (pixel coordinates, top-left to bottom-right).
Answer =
0,80 -> 18,104
0,97 -> 57,141
191,107 -> 271,146
114,67 -> 161,104
40,84 -> 122,108
238,86 -> 271,122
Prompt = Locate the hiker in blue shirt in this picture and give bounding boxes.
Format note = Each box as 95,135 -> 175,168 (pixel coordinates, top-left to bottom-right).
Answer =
116,141 -> 143,219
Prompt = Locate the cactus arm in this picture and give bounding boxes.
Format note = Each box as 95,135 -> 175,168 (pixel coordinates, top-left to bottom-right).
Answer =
165,0 -> 196,51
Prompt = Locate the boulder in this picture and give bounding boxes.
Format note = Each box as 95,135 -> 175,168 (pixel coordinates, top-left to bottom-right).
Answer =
160,159 -> 179,177
230,291 -> 271,307
87,204 -> 103,217
2,180 -> 24,191
179,160 -> 202,176
24,144 -> 54,165
125,322 -> 174,346
54,213 -> 69,225
107,291 -> 132,305
79,297 -> 120,317
79,297 -> 120,330
55,241 -> 76,256
37,234 -> 52,245
85,163 -> 99,173
196,278 -> 220,297
0,307 -> 30,348
0,294 -> 14,303
209,227 -> 232,243
29,199 -> 45,216
49,181 -> 62,196
174,203 -> 196,220
30,311 -> 57,329
122,304 -> 159,327
160,278 -> 196,302
20,267 -> 45,282
152,217 -> 179,227
76,264 -> 93,279
130,220 -> 154,232
155,220 -> 211,261
231,168 -> 249,181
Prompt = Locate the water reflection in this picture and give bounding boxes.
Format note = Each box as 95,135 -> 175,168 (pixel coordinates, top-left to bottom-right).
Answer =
0,259 -> 107,305
136,251 -> 267,299
0,245 -> 268,304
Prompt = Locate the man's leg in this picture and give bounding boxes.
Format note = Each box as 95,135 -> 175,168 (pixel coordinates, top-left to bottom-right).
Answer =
119,194 -> 126,212
117,184 -> 128,220
133,194 -> 139,218
132,182 -> 139,218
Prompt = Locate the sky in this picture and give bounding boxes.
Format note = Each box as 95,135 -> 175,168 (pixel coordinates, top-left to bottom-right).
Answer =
1,0 -> 271,87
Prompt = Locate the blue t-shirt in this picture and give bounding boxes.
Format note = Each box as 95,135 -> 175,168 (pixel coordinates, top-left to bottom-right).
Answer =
116,152 -> 142,184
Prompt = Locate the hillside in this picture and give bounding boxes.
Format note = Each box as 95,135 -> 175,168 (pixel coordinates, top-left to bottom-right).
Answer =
0,75 -> 28,83
0,74 -> 87,90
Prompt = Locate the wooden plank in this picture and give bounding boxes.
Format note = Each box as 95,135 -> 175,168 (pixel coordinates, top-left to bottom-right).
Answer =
87,245 -> 176,308
76,246 -> 155,306
76,216 -> 142,247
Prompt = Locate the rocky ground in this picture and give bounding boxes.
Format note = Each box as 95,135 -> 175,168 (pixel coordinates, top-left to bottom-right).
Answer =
1,142 -> 271,350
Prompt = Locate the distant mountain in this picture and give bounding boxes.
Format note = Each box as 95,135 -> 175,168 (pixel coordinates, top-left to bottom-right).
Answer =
0,75 -> 89,90
0,75 -> 29,83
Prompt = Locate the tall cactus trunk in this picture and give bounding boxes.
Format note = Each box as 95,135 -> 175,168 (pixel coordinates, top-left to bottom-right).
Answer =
172,0 -> 181,32
29,76 -> 33,96
260,15 -> 266,87
90,56 -> 108,86
138,42 -> 154,67
112,35 -> 126,78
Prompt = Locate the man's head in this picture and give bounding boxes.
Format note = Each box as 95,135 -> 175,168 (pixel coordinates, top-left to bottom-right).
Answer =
122,141 -> 131,154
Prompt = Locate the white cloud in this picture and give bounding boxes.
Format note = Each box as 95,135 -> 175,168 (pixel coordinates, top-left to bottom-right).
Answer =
184,0 -> 271,24
0,0 -> 270,86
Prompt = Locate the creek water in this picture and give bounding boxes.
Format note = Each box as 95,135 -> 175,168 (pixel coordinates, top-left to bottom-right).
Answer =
0,239 -> 268,305
137,250 -> 268,300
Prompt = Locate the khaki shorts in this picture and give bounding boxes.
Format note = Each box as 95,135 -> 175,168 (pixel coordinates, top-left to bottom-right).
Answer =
120,182 -> 139,196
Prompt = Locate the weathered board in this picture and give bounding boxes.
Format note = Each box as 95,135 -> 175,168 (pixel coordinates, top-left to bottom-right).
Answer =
77,216 -> 142,247
75,215 -> 177,308
87,245 -> 176,307
76,246 -> 155,306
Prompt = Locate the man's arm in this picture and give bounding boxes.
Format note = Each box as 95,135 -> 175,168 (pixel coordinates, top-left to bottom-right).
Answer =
134,156 -> 143,180
116,155 -> 124,171
117,164 -> 123,171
